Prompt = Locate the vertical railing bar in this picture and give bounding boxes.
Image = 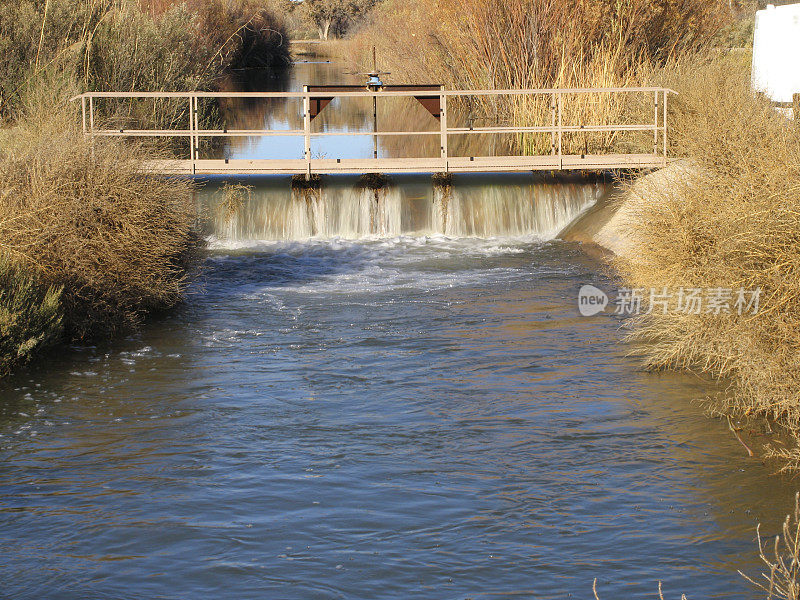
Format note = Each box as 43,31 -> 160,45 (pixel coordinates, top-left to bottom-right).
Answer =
440,88 -> 448,171
189,95 -> 195,170
653,90 -> 659,156
663,89 -> 668,165
194,94 -> 200,175
88,96 -> 95,158
303,86 -> 311,179
89,96 -> 95,136
550,91 -> 556,156
81,96 -> 87,136
371,93 -> 378,159
557,90 -> 563,170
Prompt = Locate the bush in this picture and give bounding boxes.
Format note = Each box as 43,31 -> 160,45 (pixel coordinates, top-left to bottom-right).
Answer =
614,53 -> 800,470
0,0 -> 290,121
0,260 -> 63,376
0,87 -> 202,340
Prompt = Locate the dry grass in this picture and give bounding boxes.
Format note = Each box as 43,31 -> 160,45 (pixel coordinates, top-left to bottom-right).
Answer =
0,83 -> 202,340
613,52 -> 800,468
347,0 -> 729,155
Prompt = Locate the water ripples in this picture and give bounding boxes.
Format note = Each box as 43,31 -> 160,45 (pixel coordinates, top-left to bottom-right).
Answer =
0,236 -> 795,599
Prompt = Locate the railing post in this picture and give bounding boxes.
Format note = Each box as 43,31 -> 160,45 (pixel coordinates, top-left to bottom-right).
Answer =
550,92 -> 556,156
653,90 -> 659,156
303,86 -> 311,179
372,93 -> 378,160
88,95 -> 95,158
81,96 -> 87,136
440,88 -> 448,171
663,90 -> 668,165
557,90 -> 563,170
189,95 -> 195,174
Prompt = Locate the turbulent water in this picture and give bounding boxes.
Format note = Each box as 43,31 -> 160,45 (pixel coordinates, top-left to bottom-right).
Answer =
0,58 -> 796,599
1,232 -> 795,598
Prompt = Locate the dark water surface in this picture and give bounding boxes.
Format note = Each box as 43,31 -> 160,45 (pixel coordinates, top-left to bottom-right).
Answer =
0,236 -> 794,599
1,58 -> 795,600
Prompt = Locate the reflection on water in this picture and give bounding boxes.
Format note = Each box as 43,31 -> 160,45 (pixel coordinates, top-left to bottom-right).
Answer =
212,60 -> 518,161
0,235 -> 795,598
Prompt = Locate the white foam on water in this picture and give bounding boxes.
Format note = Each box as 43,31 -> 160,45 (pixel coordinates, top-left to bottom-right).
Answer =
203,178 -> 603,243
202,233 -> 581,301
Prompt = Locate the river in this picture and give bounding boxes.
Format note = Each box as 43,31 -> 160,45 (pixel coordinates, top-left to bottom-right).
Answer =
0,56 -> 794,599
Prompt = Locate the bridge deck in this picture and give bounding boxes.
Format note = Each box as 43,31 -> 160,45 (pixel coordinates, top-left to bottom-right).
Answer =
144,154 -> 667,176
71,87 -> 675,177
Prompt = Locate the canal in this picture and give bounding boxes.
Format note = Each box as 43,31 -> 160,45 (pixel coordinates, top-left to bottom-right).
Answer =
0,57 -> 793,599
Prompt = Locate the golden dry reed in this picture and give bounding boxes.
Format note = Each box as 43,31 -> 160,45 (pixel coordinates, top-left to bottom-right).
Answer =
347,0 -> 729,154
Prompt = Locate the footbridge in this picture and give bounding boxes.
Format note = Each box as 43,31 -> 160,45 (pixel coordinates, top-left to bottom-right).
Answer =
70,86 -> 676,176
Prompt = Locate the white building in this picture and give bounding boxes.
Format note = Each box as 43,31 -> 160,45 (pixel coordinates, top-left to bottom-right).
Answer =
751,3 -> 800,105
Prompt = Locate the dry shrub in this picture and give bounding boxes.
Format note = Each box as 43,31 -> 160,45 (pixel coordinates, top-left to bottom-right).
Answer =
0,88 -> 202,339
347,0 -> 729,154
217,182 -> 252,224
613,53 -> 800,466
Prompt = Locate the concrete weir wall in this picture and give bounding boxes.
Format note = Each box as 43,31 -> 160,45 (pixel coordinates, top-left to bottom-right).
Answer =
558,161 -> 693,258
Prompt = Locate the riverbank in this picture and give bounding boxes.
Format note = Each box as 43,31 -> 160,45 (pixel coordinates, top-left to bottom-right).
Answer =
0,101 -> 201,376
560,53 -> 800,471
0,0 -> 291,376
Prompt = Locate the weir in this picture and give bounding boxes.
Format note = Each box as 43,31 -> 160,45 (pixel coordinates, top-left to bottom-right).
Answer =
203,174 -> 605,241
70,86 -> 675,176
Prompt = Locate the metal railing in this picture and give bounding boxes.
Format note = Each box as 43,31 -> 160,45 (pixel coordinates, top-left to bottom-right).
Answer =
69,87 -> 676,175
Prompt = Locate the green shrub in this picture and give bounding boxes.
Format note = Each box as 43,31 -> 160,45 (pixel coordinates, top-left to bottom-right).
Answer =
0,260 -> 63,376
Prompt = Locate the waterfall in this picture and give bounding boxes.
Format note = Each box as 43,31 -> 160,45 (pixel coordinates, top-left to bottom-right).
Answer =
202,175 -> 605,242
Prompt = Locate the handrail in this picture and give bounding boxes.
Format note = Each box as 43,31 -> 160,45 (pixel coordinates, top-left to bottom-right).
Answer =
69,87 -> 675,176
69,87 -> 677,101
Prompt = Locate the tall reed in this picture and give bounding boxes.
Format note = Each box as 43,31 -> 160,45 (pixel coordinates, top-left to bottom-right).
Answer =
0,0 -> 290,123
348,0 -> 729,154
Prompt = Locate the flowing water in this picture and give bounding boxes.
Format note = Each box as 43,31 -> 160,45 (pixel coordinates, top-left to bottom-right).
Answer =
0,58 -> 795,599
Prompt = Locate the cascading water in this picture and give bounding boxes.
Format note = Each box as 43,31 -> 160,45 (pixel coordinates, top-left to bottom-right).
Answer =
201,175 -> 605,242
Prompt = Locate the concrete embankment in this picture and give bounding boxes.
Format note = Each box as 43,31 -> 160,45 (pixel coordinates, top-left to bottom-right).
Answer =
559,161 -> 694,258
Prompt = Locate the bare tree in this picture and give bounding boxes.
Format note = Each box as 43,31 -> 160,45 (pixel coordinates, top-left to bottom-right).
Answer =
299,0 -> 377,40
